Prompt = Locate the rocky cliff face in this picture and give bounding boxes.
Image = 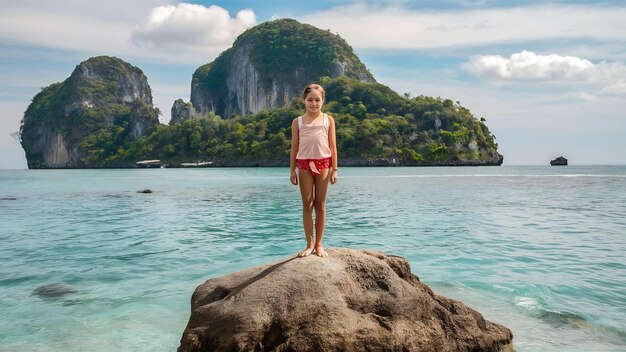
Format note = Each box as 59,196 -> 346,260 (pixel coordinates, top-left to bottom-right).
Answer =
179,248 -> 514,351
188,19 -> 375,119
20,56 -> 159,168
170,99 -> 197,125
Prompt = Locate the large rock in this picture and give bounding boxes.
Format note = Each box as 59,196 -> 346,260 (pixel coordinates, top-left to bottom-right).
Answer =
550,156 -> 568,166
32,283 -> 78,299
170,98 -> 197,125
179,248 -> 514,351
20,56 -> 159,168
189,19 -> 375,118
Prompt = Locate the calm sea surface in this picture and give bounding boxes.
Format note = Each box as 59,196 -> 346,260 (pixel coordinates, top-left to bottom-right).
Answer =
0,166 -> 625,351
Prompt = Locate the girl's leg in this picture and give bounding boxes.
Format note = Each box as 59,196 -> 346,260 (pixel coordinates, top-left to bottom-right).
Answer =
297,169 -> 315,257
313,167 -> 331,257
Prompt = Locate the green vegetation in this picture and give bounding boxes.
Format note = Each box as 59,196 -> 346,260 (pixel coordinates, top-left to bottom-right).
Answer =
238,19 -> 373,86
78,100 -> 159,166
91,76 -> 501,166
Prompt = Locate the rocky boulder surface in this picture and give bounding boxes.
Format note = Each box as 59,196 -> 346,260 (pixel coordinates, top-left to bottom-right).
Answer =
179,248 -> 514,352
20,56 -> 159,168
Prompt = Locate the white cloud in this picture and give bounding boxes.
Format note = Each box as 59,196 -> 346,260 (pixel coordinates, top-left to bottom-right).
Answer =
462,50 -> 626,99
0,1 -> 256,65
130,3 -> 256,50
567,92 -> 599,102
464,51 -> 594,81
301,4 -> 626,49
0,7 -> 133,55
600,81 -> 626,97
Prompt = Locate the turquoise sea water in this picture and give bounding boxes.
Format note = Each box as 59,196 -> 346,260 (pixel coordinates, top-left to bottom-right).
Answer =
0,166 -> 625,351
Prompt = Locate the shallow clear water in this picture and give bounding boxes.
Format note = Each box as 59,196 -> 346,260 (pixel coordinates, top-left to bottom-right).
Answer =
0,166 -> 625,351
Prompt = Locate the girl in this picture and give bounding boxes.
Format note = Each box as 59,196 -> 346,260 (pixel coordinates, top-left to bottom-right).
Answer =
290,83 -> 338,258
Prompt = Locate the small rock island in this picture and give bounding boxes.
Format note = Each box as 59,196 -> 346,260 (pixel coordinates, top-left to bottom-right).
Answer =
550,156 -> 568,166
178,248 -> 514,351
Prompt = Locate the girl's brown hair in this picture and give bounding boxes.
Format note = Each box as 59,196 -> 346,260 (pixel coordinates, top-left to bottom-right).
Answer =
301,83 -> 325,100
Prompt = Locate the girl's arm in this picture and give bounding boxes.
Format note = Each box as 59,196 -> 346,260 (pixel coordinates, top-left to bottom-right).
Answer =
328,115 -> 338,184
290,118 -> 299,185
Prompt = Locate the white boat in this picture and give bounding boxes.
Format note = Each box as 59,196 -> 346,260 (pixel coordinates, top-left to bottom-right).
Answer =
181,161 -> 213,167
136,159 -> 161,168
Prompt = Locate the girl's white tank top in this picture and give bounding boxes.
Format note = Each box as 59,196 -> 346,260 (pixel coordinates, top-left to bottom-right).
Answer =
295,114 -> 332,159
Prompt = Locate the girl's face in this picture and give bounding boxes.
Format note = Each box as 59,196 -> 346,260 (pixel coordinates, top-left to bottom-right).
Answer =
304,90 -> 324,115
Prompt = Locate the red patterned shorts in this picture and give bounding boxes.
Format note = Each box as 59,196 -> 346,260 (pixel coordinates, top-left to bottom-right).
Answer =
296,157 -> 331,175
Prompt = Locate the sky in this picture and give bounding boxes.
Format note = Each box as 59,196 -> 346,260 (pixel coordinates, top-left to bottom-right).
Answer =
1,0 -> 625,168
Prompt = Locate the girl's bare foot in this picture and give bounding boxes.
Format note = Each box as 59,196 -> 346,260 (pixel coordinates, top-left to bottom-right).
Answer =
297,247 -> 315,257
315,245 -> 329,257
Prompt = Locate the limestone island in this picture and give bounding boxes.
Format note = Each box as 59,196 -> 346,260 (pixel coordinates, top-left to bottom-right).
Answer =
20,19 -> 502,169
178,248 -> 514,351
